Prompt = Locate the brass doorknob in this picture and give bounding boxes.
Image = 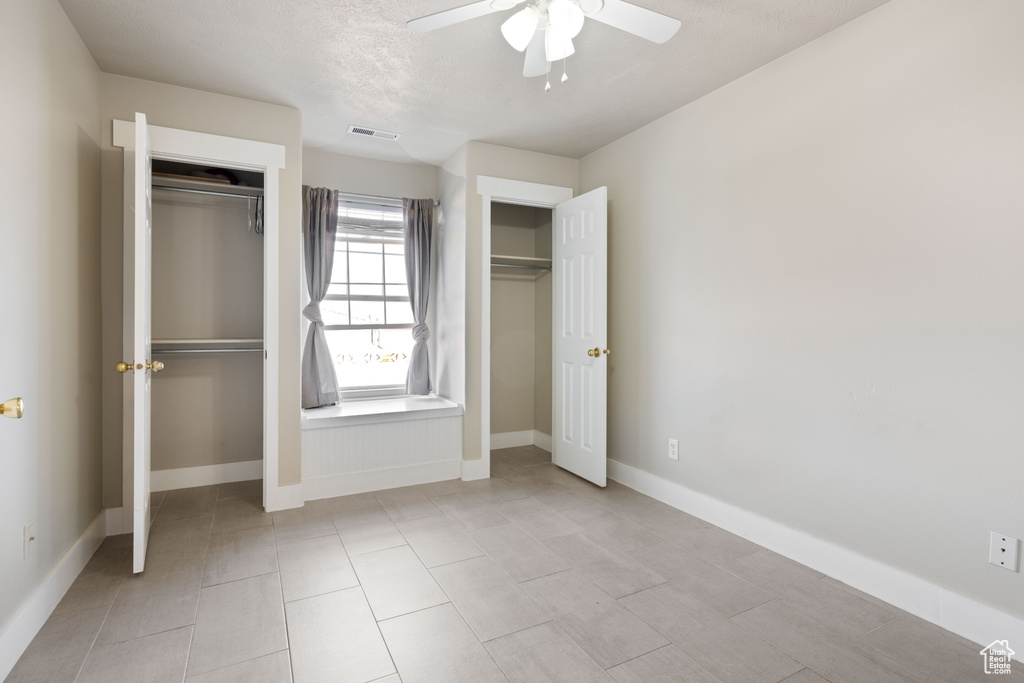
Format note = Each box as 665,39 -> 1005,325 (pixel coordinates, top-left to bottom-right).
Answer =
147,360 -> 165,373
0,397 -> 24,419
115,361 -> 133,374
603,349 -> 611,356
588,347 -> 600,357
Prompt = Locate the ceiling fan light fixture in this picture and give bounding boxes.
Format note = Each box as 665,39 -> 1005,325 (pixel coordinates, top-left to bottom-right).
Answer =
548,0 -> 585,38
501,6 -> 541,52
544,28 -> 575,62
578,0 -> 604,14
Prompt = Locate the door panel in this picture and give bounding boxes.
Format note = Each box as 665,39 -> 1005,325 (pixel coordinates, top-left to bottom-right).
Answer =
130,112 -> 153,573
552,187 -> 607,486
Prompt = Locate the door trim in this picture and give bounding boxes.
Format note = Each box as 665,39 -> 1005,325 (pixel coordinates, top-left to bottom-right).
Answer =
113,120 -> 286,518
476,176 -> 573,478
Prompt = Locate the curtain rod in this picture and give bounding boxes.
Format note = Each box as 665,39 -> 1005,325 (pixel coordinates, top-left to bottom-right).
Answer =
338,191 -> 440,207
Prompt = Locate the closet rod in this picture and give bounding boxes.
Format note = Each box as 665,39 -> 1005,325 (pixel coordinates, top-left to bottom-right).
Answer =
490,263 -> 551,271
153,185 -> 263,200
152,348 -> 263,355
340,191 -> 440,208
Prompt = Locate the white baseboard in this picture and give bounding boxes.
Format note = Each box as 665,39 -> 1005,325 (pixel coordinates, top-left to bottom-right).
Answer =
151,460 -> 262,492
0,509 -> 107,680
304,460 -> 462,502
461,457 -> 490,482
490,430 -> 552,451
490,431 -> 534,449
534,431 -> 552,452
105,507 -> 124,536
608,459 -> 1024,662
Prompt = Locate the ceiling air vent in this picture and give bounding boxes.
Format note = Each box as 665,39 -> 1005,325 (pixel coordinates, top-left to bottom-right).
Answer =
347,125 -> 401,141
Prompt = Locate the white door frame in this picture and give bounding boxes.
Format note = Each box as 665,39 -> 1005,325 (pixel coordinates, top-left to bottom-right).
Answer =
113,120 -> 287,518
475,176 -> 573,479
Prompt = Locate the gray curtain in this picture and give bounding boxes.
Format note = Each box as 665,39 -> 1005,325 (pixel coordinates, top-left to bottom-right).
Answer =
301,186 -> 341,408
403,198 -> 434,395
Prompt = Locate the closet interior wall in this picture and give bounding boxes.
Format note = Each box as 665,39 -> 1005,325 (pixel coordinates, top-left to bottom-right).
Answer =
150,174 -> 264,472
490,202 -> 552,443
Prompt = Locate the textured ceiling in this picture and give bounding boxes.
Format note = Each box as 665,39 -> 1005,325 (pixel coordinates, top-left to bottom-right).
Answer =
58,0 -> 890,165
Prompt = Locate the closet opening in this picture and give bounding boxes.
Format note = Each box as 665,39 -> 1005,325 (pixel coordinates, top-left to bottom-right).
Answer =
489,202 -> 553,464
149,159 -> 265,492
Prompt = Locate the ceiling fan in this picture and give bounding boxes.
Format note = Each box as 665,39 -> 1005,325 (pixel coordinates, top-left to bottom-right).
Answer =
408,0 -> 681,88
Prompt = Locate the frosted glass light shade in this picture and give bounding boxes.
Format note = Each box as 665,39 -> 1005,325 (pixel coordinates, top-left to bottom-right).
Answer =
548,0 -> 585,38
501,6 -> 540,52
544,27 -> 575,61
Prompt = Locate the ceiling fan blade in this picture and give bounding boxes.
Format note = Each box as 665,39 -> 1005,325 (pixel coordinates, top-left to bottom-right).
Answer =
523,30 -> 551,77
408,0 -> 502,33
587,0 -> 681,43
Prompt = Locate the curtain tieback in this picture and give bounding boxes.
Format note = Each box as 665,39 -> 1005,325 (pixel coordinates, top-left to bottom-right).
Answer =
303,301 -> 324,325
412,322 -> 430,342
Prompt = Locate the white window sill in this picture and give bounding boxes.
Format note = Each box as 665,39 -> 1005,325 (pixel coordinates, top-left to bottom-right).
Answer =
301,395 -> 463,430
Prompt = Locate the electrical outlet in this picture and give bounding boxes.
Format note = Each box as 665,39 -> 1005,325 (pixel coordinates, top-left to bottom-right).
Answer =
668,438 -> 679,461
23,522 -> 36,560
989,532 -> 1020,572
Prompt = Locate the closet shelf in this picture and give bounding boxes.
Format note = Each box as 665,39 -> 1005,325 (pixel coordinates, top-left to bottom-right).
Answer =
152,338 -> 263,354
490,254 -> 552,270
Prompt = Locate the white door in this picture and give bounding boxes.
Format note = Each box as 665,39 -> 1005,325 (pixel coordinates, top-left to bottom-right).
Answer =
552,187 -> 608,486
123,112 -> 154,573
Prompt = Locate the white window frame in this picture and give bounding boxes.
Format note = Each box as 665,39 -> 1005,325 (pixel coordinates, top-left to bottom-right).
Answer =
324,200 -> 412,399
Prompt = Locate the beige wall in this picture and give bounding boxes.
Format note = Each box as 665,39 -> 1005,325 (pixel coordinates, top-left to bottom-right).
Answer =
303,148 -> 437,199
436,148 -> 468,407
490,204 -> 540,435
489,204 -> 554,437
580,0 -> 1024,619
100,74 -> 304,505
150,194 -> 263,470
0,0 -> 102,639
460,142 -> 579,460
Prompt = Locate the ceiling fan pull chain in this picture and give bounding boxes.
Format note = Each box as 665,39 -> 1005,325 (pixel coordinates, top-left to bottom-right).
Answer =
561,55 -> 569,84
545,74 -> 552,92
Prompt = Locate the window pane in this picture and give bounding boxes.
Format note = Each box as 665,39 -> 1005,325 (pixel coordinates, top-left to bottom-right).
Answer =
386,301 -> 414,325
326,328 -> 413,389
349,250 -> 383,284
350,284 -> 384,297
320,300 -> 349,326
350,300 -> 385,326
385,284 -> 409,298
326,284 -> 348,297
385,254 -> 406,284
330,252 -> 348,284
384,242 -> 404,255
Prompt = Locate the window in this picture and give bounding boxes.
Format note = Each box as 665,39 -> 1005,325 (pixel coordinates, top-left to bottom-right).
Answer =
321,198 -> 413,397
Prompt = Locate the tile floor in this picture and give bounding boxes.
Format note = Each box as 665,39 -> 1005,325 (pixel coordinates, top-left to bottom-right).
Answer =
7,446 -> 1019,682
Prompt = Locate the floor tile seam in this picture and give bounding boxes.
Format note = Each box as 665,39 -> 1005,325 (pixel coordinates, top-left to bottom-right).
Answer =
201,568 -> 280,590
271,566 -> 301,683
727,601 -> 893,677
273,528 -> 341,550
607,641 -> 729,680
93,611 -> 202,651
343,540 -> 410,559
770,593 -> 901,643
182,519 -> 217,678
184,648 -> 291,682
69,572 -> 125,683
436,583 -> 552,645
374,598 -> 454,626
152,512 -> 215,528
281,582 -> 362,606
